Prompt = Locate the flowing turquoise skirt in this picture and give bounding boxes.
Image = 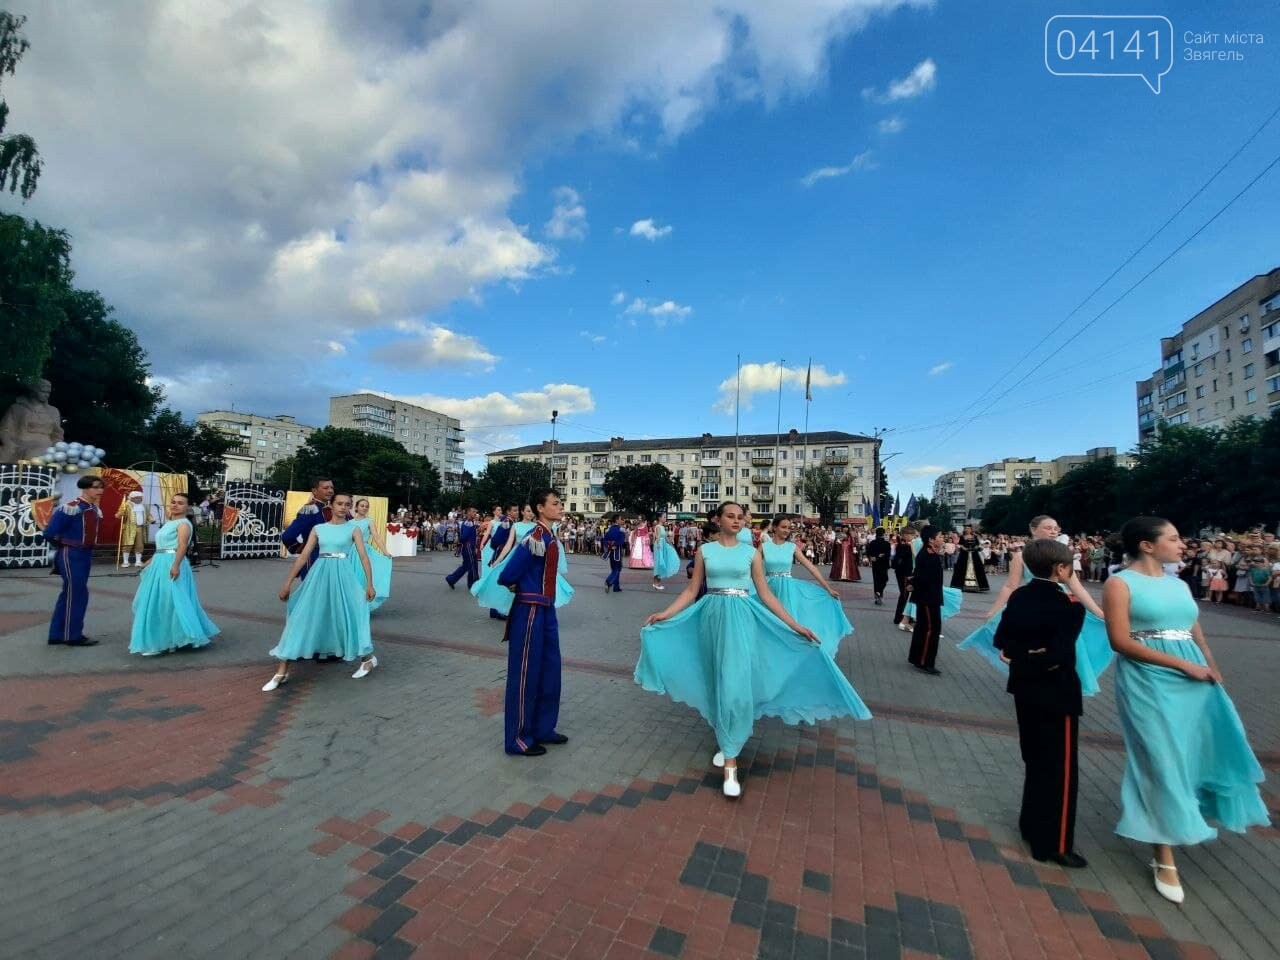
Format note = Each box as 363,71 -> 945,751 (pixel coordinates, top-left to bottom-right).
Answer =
904,586 -> 963,622
653,538 -> 682,579
129,556 -> 219,655
634,593 -> 871,759
956,608 -> 1114,696
271,557 -> 373,661
480,540 -> 496,568
1114,637 -> 1269,845
472,549 -> 574,614
347,546 -> 392,612
767,576 -> 853,656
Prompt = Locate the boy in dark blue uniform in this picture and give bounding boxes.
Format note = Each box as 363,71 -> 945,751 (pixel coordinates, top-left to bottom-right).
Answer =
280,478 -> 334,581
498,489 -> 568,756
601,514 -> 627,592
446,506 -> 480,589
994,538 -> 1088,868
43,475 -> 105,646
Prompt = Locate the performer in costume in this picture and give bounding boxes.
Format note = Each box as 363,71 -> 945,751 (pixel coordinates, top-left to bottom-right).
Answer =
445,506 -> 481,589
993,538 -> 1088,867
130,492 -> 219,655
498,489 -> 572,756
280,478 -> 334,581
908,526 -> 946,674
629,519 -> 653,569
951,524 -> 990,592
478,506 -> 503,567
958,515 -> 1113,696
43,475 -> 105,646
737,509 -> 756,547
828,526 -> 861,582
650,513 -> 681,589
475,504 -> 518,618
474,505 -> 573,616
866,526 -> 891,605
636,501 -> 871,798
349,498 -> 393,612
763,515 -> 853,655
116,490 -> 149,568
602,514 -> 628,592
263,493 -> 377,691
1103,516 -> 1269,904
891,529 -> 916,630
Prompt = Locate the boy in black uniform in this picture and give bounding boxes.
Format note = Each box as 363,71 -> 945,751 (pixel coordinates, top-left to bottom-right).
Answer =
890,528 -> 915,627
906,525 -> 944,674
993,538 -> 1088,868
865,526 -> 891,605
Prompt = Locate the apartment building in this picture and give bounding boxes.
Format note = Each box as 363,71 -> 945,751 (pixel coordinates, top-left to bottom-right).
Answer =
329,392 -> 465,490
196,411 -> 317,484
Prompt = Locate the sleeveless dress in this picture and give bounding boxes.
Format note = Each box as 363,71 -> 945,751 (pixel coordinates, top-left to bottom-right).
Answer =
472,521 -> 574,614
652,523 -> 682,579
956,557 -> 1114,697
634,541 -> 871,759
1112,570 -> 1269,845
271,522 -> 373,661
347,517 -> 393,612
902,537 -> 962,620
761,539 -> 853,656
129,519 -> 219,655
737,527 -> 755,547
629,525 -> 654,568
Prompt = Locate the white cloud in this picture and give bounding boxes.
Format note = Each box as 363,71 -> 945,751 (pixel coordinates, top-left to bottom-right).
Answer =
877,115 -> 906,134
800,150 -> 873,187
713,361 -> 845,414
621,296 -> 693,325
610,291 -> 627,306
863,58 -> 937,103
902,465 -> 950,477
9,1 -> 925,416
928,361 -> 953,375
629,218 -> 672,240
579,330 -> 607,344
374,323 -> 498,370
323,340 -> 348,356
545,186 -> 587,240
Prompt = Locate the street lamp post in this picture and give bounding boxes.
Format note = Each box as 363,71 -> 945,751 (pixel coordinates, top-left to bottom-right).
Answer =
879,451 -> 902,519
551,409 -> 558,458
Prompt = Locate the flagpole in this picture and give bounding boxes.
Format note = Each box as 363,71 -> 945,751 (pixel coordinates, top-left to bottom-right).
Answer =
773,359 -> 783,516
734,353 -> 741,475
802,357 -> 811,518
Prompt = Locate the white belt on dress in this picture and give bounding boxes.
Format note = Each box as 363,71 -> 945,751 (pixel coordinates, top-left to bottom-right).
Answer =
153,549 -> 177,555
706,588 -> 749,597
1131,629 -> 1193,641
766,571 -> 791,578
318,552 -> 348,559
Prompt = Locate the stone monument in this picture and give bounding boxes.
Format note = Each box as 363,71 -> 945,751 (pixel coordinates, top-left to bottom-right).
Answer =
0,379 -> 65,461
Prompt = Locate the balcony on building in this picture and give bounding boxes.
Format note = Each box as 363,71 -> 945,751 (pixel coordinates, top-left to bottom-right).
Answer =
700,452 -> 722,466
750,453 -> 774,466
822,451 -> 849,465
751,490 -> 773,503
588,469 -> 607,483
701,466 -> 720,479
589,486 -> 606,498
751,472 -> 773,485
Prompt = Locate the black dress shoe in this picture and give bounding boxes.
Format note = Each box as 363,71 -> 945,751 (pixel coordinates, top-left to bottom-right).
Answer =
47,638 -> 65,645
542,733 -> 569,745
1035,851 -> 1088,869
507,744 -> 547,757
914,665 -> 941,676
66,637 -> 100,647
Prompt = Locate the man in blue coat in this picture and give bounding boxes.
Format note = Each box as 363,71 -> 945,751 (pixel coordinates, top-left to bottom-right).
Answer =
280,478 -> 334,580
446,506 -> 480,589
601,514 -> 627,592
43,475 -> 105,646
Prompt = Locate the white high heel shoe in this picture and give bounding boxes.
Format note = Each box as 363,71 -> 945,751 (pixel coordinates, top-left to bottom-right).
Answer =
722,765 -> 741,798
262,672 -> 288,692
1150,861 -> 1184,904
712,751 -> 725,768
352,656 -> 378,679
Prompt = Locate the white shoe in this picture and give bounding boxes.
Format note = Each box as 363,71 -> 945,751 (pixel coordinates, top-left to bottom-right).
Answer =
352,655 -> 378,679
653,583 -> 665,590
722,766 -> 741,798
120,557 -> 131,568
712,751 -> 725,768
262,672 -> 288,692
1150,861 -> 1184,904
897,622 -> 908,631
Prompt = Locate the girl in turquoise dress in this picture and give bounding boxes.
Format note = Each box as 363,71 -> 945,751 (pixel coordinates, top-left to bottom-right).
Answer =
762,516 -> 853,656
957,515 -> 1113,696
1103,516 -> 1269,905
349,499 -> 393,612
263,494 -> 377,691
651,515 -> 681,588
472,506 -> 574,616
637,501 -> 871,799
479,506 -> 503,568
129,493 -> 219,655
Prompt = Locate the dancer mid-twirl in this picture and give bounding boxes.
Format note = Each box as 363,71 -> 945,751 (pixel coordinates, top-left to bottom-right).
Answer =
349,498 -> 393,612
636,501 -> 870,799
761,515 -> 853,656
129,492 -> 219,656
650,514 -> 681,590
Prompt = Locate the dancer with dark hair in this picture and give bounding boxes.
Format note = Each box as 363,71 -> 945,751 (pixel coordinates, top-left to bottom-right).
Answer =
1103,516 -> 1268,904
651,513 -> 681,590
602,514 -> 627,592
763,515 -> 852,654
951,524 -> 990,592
475,504 -> 572,619
349,498 -> 393,612
129,492 -> 219,655
281,478 -> 334,580
43,474 -> 105,647
866,526 -> 891,605
636,501 -> 870,798
907,526 -> 946,674
445,506 -> 481,590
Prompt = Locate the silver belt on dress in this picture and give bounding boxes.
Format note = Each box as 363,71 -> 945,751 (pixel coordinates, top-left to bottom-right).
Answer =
153,549 -> 177,555
1131,629 -> 1193,641
318,552 -> 348,559
706,588 -> 749,597
766,571 -> 791,578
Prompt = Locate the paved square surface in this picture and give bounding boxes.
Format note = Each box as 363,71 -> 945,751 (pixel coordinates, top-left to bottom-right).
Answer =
1,552 -> 1276,959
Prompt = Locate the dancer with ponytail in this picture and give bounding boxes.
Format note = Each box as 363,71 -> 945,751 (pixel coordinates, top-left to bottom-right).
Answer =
762,515 -> 853,654
650,513 -> 681,590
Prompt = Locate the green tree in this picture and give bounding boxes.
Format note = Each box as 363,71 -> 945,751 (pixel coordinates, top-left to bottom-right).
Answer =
354,447 -> 441,509
1050,457 -> 1127,534
465,459 -> 551,513
877,466 -> 890,517
0,215 -> 71,404
798,465 -> 855,524
912,496 -> 953,532
602,463 -> 684,519
1127,423 -> 1222,534
0,12 -> 42,199
137,409 -> 240,483
264,455 -> 296,491
278,426 -> 441,508
980,478 -> 1055,535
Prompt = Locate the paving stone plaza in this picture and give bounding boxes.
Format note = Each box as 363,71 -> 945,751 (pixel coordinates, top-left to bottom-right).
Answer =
1,552 -> 1276,960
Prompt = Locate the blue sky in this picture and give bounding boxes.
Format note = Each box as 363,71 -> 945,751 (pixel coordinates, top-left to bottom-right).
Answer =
11,0 -> 1280,495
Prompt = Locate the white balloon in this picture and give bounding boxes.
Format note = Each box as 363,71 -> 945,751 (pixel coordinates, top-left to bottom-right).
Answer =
68,442 -> 83,453
97,449 -> 107,459
90,456 -> 102,466
54,441 -> 68,452
52,451 -> 67,462
93,447 -> 104,458
45,446 -> 56,456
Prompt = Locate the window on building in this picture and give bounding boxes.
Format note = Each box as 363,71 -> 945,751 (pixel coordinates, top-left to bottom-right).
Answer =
1242,337 -> 1253,354
641,455 -> 651,463
779,486 -> 787,495
691,470 -> 699,478
1195,385 -> 1205,399
1247,388 -> 1257,403
725,486 -> 734,495
570,487 -> 578,495
256,439 -> 267,447
1193,361 -> 1204,377
658,454 -> 669,462
626,455 -> 634,464
676,469 -> 684,478
1241,313 -> 1252,330
1245,363 -> 1256,379
1196,407 -> 1206,421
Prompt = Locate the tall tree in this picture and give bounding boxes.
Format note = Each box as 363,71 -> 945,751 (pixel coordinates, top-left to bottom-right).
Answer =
602,463 -> 684,519
0,12 -> 42,199
1050,457 -> 1127,534
1126,424 -> 1222,534
139,409 -> 240,483
912,496 -> 954,532
798,465 -> 855,524
0,214 -> 71,407
466,459 -> 551,513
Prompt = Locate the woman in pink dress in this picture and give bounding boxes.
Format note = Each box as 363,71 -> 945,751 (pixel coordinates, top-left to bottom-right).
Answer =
629,520 -> 654,569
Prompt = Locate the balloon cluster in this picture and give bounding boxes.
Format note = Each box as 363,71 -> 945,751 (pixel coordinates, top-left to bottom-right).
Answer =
28,441 -> 107,474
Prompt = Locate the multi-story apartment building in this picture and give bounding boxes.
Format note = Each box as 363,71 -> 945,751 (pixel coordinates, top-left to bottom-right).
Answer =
196,411 -> 317,484
1136,267 -> 1280,439
486,429 -> 879,519
932,447 -> 1135,526
328,392 -> 465,490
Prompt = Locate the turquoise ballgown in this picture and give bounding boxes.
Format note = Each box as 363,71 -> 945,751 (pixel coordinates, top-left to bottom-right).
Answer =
761,539 -> 853,656
472,521 -> 574,614
956,559 -> 1114,697
635,541 -> 871,759
652,523 -> 682,579
129,519 -> 219,655
1111,569 -> 1269,845
271,522 -> 373,662
347,517 -> 392,612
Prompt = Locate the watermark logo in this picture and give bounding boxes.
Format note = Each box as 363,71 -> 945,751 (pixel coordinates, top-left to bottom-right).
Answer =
1045,15 -> 1174,93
